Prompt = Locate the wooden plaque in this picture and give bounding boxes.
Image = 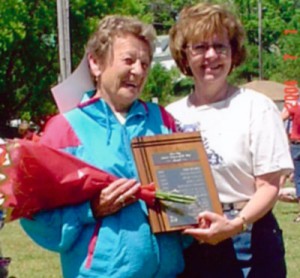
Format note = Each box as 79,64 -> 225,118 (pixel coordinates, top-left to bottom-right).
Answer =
131,132 -> 222,233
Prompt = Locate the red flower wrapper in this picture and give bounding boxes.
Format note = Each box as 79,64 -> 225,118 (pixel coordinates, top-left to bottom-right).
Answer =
0,140 -> 118,221
0,140 -> 196,222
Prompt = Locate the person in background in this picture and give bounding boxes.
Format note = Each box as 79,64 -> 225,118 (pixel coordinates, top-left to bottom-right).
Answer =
20,15 -> 189,278
18,121 -> 40,142
167,2 -> 293,277
281,104 -> 300,221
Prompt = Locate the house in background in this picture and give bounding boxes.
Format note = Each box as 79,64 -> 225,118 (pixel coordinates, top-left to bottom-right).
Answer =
153,35 -> 176,70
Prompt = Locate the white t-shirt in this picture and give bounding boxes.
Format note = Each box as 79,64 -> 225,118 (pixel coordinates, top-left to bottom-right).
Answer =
166,87 -> 293,203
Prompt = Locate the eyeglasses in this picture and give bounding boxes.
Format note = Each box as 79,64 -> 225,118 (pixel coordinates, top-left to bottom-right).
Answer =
187,43 -> 230,56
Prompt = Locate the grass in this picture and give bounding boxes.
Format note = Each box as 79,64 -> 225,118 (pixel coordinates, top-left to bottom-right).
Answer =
273,201 -> 300,277
1,201 -> 300,278
1,223 -> 60,277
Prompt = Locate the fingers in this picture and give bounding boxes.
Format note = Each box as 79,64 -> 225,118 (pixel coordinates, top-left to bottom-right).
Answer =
183,227 -> 208,238
91,178 -> 140,218
103,178 -> 139,203
182,211 -> 229,245
183,227 -> 220,245
116,179 -> 140,203
183,212 -> 213,240
197,211 -> 220,222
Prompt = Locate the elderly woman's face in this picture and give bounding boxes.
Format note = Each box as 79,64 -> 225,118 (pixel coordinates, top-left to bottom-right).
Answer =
185,33 -> 232,85
96,34 -> 151,112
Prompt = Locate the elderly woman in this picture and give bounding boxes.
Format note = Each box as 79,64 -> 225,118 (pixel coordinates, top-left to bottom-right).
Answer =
20,15 -> 187,278
166,3 -> 293,278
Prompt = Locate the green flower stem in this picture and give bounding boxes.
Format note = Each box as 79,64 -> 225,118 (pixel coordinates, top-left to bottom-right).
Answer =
155,190 -> 196,204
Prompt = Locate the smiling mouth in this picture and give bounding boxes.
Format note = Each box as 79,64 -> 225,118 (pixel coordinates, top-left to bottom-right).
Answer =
202,65 -> 222,71
124,82 -> 138,89
123,82 -> 142,93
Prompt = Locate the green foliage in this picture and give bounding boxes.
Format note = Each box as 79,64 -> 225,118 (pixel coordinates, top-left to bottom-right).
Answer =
269,10 -> 300,83
69,0 -> 150,66
139,0 -> 198,34
226,0 -> 300,85
1,0 -> 300,137
173,77 -> 194,96
0,0 -> 58,133
229,44 -> 259,84
0,0 -> 151,137
141,63 -> 180,106
0,1 -> 27,52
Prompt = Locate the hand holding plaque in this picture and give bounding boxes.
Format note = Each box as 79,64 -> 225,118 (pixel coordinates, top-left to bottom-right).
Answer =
131,132 -> 222,233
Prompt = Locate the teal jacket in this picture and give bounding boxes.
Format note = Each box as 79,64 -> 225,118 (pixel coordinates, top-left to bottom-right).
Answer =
20,95 -> 189,278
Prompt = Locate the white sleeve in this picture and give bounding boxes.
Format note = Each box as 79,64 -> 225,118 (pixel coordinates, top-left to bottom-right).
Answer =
249,97 -> 293,176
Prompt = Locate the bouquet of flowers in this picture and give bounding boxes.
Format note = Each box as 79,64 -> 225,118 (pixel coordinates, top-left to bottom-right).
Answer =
0,140 -> 195,222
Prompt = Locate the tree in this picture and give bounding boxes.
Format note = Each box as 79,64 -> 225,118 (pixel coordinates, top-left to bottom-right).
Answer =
140,0 -> 198,34
228,0 -> 300,85
0,1 -> 58,137
0,0 -> 150,137
267,1 -> 300,83
142,63 -> 180,106
1,0 -> 299,138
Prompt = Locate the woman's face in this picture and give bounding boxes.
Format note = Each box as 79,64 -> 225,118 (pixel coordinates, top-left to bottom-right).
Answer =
95,34 -> 151,112
185,33 -> 232,86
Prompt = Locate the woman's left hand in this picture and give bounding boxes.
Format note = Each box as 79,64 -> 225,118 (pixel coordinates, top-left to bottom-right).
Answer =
183,211 -> 242,245
90,178 -> 140,218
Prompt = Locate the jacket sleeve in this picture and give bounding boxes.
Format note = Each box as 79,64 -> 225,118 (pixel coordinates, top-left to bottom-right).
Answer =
20,114 -> 96,252
20,202 -> 96,252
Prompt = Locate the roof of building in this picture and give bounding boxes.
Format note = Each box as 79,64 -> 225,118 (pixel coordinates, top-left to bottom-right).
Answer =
240,80 -> 288,101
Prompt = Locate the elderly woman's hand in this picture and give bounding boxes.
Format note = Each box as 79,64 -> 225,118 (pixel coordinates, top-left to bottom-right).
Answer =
183,211 -> 243,245
91,178 -> 140,218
